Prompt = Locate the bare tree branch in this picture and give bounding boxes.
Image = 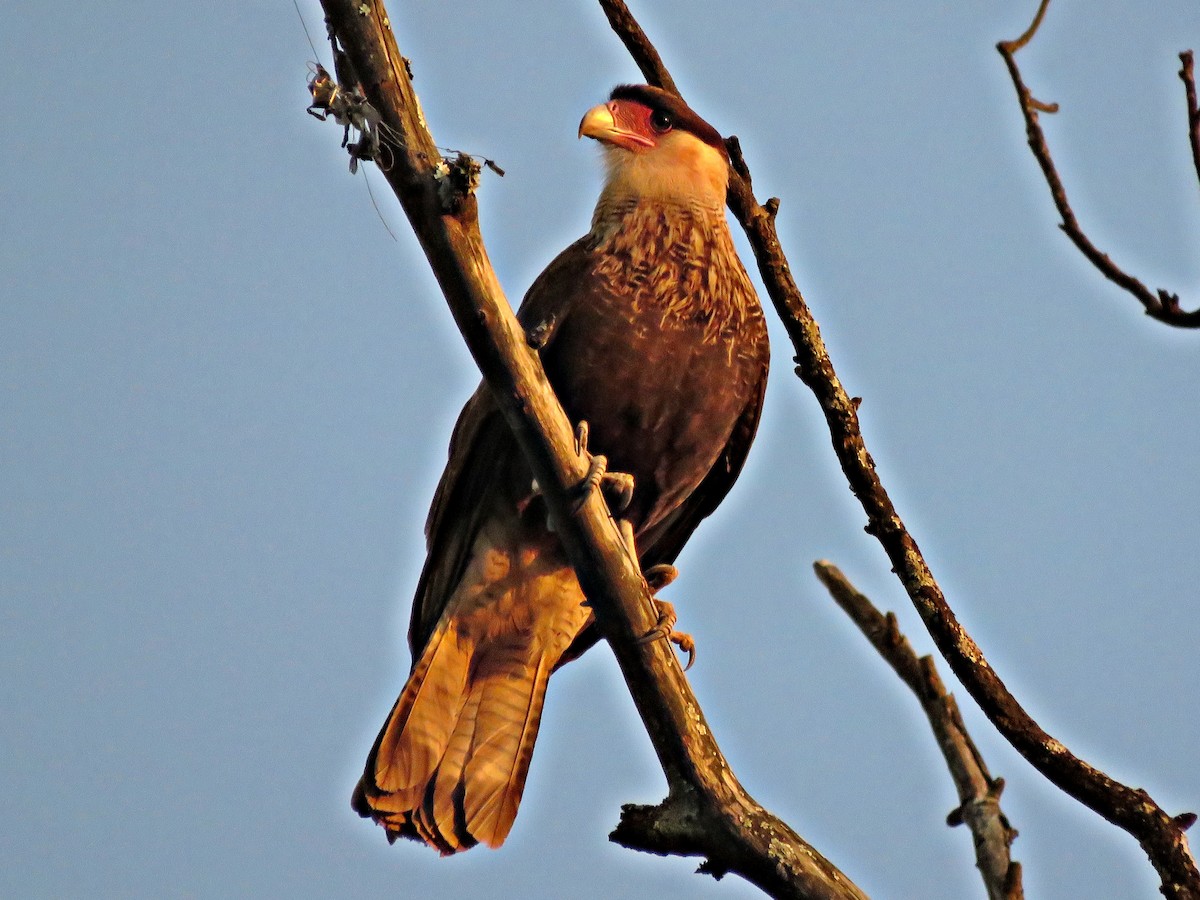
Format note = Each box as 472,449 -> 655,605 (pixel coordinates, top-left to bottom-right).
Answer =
313,2 -> 865,897
1181,51 -> 1200,191
997,0 -> 1200,327
814,562 -> 1022,900
597,0 -> 677,96
600,1 -> 1200,896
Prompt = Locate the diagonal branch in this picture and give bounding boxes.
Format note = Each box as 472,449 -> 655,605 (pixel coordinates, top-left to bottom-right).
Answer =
597,0 -> 678,97
997,0 -> 1200,327
314,2 -> 865,897
599,1 -> 1199,896
1181,50 -> 1200,192
814,562 -> 1023,900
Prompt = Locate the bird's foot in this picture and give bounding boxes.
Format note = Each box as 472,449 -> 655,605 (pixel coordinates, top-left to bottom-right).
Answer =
571,421 -> 634,513
644,564 -> 678,592
638,597 -> 696,671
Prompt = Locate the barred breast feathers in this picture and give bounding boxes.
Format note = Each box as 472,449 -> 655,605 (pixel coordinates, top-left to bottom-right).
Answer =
587,200 -> 760,352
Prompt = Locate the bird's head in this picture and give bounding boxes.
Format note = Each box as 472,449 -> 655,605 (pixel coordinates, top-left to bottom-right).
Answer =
579,85 -> 729,210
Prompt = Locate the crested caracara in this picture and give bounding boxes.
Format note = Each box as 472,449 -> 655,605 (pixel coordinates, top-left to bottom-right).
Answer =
353,84 -> 770,854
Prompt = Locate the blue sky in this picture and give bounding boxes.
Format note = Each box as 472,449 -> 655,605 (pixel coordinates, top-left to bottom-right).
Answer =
3,2 -> 1198,898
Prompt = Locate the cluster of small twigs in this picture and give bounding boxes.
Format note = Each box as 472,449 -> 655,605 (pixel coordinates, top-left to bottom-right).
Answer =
997,0 -> 1200,327
308,0 -> 1198,897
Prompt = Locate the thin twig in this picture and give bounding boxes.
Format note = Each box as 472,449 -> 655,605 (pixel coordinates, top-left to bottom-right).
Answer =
600,1 -> 1200,896
1180,51 -> 1200,192
314,2 -> 865,897
998,2 -> 1200,327
814,562 -> 1022,900
1001,0 -> 1051,54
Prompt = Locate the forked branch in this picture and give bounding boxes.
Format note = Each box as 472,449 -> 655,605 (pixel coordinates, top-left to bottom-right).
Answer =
997,0 -> 1200,327
599,1 -> 1199,896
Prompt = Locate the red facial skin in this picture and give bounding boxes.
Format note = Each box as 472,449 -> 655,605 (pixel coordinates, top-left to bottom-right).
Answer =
579,99 -> 670,151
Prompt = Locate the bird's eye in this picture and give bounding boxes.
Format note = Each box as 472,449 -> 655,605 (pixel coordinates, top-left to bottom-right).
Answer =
649,110 -> 673,134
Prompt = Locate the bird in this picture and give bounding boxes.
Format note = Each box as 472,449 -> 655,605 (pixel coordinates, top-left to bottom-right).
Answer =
352,84 -> 770,854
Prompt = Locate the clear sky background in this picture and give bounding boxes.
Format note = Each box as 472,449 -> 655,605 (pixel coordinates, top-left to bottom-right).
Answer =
4,2 -> 1198,898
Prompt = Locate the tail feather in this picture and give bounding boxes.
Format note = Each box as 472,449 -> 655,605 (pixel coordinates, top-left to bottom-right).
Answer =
370,626 -> 471,812
356,630 -> 555,853
416,679 -> 485,847
459,653 -> 550,847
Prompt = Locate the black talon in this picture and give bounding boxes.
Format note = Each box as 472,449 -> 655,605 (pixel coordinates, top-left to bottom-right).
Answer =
638,597 -> 696,670
601,472 -> 634,512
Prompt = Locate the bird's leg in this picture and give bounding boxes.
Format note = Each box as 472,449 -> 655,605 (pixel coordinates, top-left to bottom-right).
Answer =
576,516 -> 637,616
638,564 -> 695,670
570,421 -> 692,666
571,421 -> 634,513
527,421 -> 634,533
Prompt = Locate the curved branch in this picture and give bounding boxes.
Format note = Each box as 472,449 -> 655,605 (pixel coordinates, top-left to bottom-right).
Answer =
313,2 -> 865,897
599,1 -> 1200,896
814,562 -> 1022,900
997,1 -> 1200,327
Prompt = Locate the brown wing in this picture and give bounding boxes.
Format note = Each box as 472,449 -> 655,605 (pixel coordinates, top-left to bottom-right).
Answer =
405,386 -> 507,655
555,368 -> 767,667
637,365 -> 767,568
406,239 -> 596,656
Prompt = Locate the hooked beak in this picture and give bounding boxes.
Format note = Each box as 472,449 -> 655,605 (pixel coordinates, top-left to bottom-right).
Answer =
578,102 -> 655,150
